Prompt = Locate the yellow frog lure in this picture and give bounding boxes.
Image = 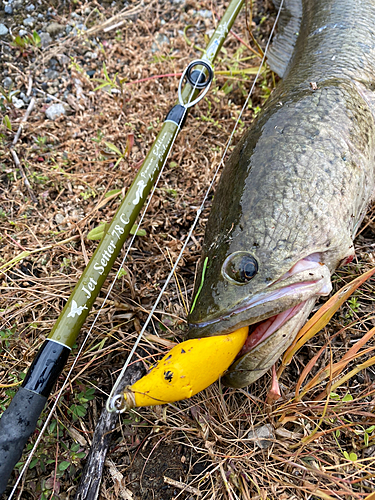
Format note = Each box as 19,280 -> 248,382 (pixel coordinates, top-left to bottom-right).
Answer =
121,327 -> 248,410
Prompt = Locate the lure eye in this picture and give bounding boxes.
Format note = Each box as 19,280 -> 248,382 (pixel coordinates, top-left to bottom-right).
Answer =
222,252 -> 258,285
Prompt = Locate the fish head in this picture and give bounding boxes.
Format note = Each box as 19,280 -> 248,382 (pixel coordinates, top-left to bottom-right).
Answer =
188,223 -> 334,388
187,110 -> 356,388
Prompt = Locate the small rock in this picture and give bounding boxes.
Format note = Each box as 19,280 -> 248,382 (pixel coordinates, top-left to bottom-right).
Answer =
49,58 -> 58,69
39,32 -> 52,48
197,9 -> 212,18
46,22 -> 65,36
12,96 -> 25,108
247,424 -> 274,450
4,5 -> 13,14
12,0 -> 23,10
25,3 -> 35,11
2,77 -> 13,89
56,54 -> 70,65
84,51 -> 98,60
65,25 -> 73,35
23,17 -> 35,28
18,29 -> 28,37
151,33 -> 170,53
0,24 -> 9,36
37,13 -> 44,19
45,103 -> 66,120
44,69 -> 60,80
55,213 -> 65,226
70,25 -> 87,36
86,69 -> 96,78
20,92 -> 31,104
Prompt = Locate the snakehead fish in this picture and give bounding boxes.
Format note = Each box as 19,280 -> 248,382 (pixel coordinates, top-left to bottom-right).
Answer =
188,0 -> 375,388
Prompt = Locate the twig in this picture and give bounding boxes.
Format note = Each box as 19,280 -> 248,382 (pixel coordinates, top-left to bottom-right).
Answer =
163,476 -> 201,496
106,459 -> 134,500
230,30 -> 262,58
26,74 -> 33,97
10,149 -> 37,203
9,93 -> 37,202
85,1 -> 147,36
12,97 -> 35,146
74,357 -> 146,500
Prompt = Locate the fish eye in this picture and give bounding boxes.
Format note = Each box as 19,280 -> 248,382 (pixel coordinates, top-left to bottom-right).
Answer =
222,251 -> 259,285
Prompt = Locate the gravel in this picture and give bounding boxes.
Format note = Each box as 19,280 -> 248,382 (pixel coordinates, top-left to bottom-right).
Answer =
2,77 -> 13,89
23,16 -> 35,27
0,0 -> 214,143
0,23 -> 9,35
45,103 -> 66,120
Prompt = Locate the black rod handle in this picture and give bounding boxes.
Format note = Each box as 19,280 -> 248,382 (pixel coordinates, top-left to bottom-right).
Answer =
0,340 -> 70,495
0,387 -> 47,495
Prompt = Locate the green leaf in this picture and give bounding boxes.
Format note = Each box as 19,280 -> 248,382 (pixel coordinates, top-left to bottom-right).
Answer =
75,405 -> 87,417
221,81 -> 233,95
117,268 -> 127,279
93,81 -> 112,92
366,425 -> 375,433
105,188 -> 122,198
3,115 -> 12,131
87,222 -> 109,241
13,35 -> 26,48
342,393 -> 353,402
102,62 -> 109,80
49,419 -> 57,434
32,30 -> 41,46
29,458 -> 39,469
58,461 -> 71,471
343,451 -> 357,461
76,452 -> 86,459
130,224 -> 146,237
104,141 -> 123,156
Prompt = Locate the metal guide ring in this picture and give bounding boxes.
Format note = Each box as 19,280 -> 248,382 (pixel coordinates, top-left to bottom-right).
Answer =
110,394 -> 127,413
178,59 -> 214,109
186,60 -> 213,89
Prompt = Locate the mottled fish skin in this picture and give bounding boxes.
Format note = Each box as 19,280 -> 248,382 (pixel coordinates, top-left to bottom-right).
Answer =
187,0 -> 375,387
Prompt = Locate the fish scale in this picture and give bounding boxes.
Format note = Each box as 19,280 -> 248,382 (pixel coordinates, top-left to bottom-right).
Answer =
188,0 -> 375,387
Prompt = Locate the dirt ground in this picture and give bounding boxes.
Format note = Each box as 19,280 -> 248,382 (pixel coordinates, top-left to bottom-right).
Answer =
1,1 -> 375,499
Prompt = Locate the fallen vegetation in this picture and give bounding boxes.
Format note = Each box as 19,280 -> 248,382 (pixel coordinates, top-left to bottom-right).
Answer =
1,1 -> 375,499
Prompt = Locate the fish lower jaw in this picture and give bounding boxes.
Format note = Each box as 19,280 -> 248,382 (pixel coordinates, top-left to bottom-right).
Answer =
222,297 -> 317,388
238,301 -> 306,357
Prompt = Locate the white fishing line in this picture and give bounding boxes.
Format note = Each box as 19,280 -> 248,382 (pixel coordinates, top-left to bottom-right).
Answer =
9,2 -> 284,496
9,49 -> 207,500
107,0 -> 285,410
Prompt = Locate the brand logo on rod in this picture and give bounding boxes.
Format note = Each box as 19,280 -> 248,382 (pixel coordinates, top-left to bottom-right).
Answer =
67,300 -> 88,318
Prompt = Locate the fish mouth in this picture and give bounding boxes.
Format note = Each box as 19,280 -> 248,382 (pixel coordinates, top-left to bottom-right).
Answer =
221,298 -> 317,388
189,254 -> 332,388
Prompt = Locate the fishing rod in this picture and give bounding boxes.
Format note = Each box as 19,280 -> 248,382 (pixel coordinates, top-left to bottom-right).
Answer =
0,0 -> 245,494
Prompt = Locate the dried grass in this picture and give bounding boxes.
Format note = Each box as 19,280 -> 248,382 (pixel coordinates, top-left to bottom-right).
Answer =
1,0 -> 375,499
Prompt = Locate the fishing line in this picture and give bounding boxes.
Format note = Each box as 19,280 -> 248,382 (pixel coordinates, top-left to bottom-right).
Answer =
8,57 -> 209,500
108,0 -> 285,412
8,2 -> 284,495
